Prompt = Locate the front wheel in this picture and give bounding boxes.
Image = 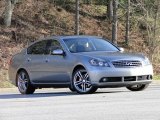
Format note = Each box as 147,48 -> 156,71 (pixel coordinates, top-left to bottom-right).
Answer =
69,86 -> 76,92
17,70 -> 35,94
72,68 -> 97,94
126,84 -> 149,91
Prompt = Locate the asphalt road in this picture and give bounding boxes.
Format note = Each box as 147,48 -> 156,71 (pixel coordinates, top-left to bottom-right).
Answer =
0,83 -> 160,120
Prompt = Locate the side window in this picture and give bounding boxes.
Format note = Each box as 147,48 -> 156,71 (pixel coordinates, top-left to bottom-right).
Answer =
27,40 -> 48,55
48,40 -> 62,53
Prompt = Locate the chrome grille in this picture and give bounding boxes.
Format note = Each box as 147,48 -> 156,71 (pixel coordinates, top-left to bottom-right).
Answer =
112,60 -> 142,68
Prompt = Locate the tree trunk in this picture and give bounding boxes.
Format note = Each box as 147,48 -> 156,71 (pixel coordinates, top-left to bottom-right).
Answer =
75,0 -> 80,35
107,0 -> 113,20
4,0 -> 18,27
125,0 -> 130,45
112,0 -> 118,44
153,1 -> 160,38
4,0 -> 15,27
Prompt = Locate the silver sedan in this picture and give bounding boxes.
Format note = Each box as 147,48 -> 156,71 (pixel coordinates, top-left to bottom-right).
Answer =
9,36 -> 153,94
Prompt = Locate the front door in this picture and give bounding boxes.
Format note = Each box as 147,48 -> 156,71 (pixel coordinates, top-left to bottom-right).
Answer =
44,40 -> 70,83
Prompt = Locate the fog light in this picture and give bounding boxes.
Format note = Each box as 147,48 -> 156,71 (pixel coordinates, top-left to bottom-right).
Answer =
102,78 -> 108,82
98,62 -> 104,66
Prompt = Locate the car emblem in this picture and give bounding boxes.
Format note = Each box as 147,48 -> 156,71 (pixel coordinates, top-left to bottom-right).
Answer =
125,62 -> 133,66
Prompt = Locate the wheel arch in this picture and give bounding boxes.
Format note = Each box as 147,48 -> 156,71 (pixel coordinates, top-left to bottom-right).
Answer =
69,64 -> 86,89
71,64 -> 98,94
72,65 -> 86,76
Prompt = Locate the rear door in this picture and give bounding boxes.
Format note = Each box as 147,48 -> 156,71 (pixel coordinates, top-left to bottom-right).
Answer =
26,40 -> 49,83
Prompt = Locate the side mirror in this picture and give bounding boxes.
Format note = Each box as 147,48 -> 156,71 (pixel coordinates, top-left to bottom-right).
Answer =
119,47 -> 124,52
51,49 -> 64,55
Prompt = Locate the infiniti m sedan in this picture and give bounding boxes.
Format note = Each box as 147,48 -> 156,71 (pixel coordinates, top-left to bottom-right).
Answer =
9,36 -> 153,94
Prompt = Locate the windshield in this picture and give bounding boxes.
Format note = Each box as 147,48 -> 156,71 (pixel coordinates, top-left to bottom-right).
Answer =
63,38 -> 119,53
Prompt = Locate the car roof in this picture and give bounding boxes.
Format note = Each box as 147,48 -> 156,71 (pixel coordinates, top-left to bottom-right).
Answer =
27,35 -> 102,47
49,35 -> 102,40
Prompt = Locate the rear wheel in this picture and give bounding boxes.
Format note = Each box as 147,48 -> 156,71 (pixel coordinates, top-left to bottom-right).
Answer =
17,70 -> 35,94
126,84 -> 149,91
73,68 -> 97,94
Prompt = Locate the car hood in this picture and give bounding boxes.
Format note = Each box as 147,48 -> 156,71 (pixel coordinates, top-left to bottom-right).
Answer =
75,51 -> 145,61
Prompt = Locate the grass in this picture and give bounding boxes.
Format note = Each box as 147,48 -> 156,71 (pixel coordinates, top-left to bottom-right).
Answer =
154,75 -> 160,80
0,70 -> 14,88
0,80 -> 14,88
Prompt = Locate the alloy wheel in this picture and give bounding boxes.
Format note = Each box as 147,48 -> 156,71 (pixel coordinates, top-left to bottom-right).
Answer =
17,71 -> 29,93
73,68 -> 97,94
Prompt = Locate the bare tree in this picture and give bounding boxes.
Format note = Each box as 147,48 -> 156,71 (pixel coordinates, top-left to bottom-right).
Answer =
112,0 -> 118,44
125,0 -> 130,45
4,0 -> 18,27
137,0 -> 160,61
150,0 -> 160,61
153,1 -> 160,40
107,0 -> 113,21
75,0 -> 80,35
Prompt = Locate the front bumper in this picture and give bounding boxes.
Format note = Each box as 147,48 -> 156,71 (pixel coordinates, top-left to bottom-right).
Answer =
88,65 -> 153,87
92,80 -> 152,88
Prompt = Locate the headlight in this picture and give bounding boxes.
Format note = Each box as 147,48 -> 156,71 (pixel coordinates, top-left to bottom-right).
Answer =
144,57 -> 151,65
89,59 -> 110,67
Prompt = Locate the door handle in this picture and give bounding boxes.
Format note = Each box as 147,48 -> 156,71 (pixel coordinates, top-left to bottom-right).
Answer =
45,59 -> 49,63
27,58 -> 31,62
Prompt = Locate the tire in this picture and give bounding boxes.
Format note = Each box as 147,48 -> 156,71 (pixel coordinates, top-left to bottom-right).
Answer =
16,70 -> 35,94
126,84 -> 149,91
69,86 -> 76,92
72,68 -> 97,94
